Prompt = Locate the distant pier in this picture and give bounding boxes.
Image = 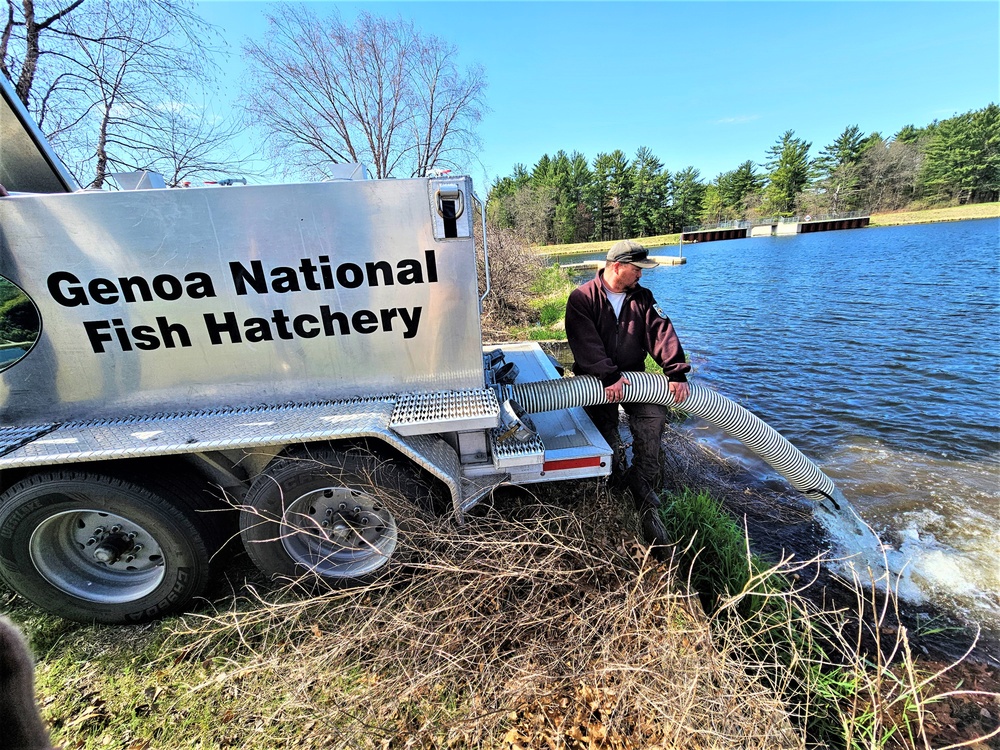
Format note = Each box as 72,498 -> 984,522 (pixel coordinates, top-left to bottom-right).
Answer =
682,211 -> 870,243
553,211 -> 870,270
559,254 -> 686,270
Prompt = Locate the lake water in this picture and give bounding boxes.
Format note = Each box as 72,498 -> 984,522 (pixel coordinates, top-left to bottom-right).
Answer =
553,218 -> 1000,633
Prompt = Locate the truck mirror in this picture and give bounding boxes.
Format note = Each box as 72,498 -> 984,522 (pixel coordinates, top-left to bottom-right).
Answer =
0,276 -> 40,372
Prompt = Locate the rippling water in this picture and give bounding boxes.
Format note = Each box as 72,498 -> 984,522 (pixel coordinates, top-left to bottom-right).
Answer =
555,218 -> 1000,630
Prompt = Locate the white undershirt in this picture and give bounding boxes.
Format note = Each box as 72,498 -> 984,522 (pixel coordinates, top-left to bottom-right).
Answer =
603,283 -> 626,319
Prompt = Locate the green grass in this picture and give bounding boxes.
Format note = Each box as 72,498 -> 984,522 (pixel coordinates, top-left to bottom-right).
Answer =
870,201 -> 999,226
529,264 -> 576,296
536,297 -> 566,327
517,327 -> 566,341
660,487 -> 775,615
508,263 -> 576,341
658,487 -> 928,750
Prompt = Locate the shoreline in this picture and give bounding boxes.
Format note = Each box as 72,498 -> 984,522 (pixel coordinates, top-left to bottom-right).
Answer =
869,201 -> 1000,227
534,340 -> 998,669
531,201 -> 1000,257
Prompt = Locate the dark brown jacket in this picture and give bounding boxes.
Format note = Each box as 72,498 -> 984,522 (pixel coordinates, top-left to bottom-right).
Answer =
565,270 -> 690,387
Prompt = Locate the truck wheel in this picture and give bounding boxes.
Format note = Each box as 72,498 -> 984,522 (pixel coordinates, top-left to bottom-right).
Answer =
0,471 -> 213,624
239,448 -> 429,585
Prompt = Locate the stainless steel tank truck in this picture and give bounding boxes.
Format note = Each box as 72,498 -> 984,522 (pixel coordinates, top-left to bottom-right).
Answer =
0,75 -> 845,623
0,74 -> 626,623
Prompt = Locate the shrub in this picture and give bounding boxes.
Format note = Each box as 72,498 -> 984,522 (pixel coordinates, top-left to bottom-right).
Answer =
475,220 -> 544,340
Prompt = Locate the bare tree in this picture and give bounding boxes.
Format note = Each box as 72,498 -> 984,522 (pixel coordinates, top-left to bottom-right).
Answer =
1,0 -> 85,107
126,100 -> 254,188
509,184 -> 556,245
242,6 -> 487,180
59,1 -> 225,187
2,0 -> 251,188
858,137 -> 921,212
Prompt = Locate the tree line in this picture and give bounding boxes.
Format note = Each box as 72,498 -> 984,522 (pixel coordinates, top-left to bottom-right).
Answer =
487,104 -> 999,245
488,149 -> 706,246
3,1 -> 995,236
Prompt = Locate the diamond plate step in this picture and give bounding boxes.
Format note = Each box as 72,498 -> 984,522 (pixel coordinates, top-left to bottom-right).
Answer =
0,423 -> 58,458
489,427 -> 544,470
0,399 -> 397,468
390,389 -> 499,436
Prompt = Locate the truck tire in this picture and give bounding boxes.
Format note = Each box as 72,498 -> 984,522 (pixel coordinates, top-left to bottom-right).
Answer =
0,471 -> 213,624
239,448 -> 429,586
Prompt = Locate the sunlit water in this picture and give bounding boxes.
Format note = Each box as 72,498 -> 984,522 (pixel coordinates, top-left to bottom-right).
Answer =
553,219 -> 1000,632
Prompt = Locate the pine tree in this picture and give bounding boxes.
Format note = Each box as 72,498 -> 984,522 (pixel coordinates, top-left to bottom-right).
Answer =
815,125 -> 866,212
763,130 -> 812,215
920,104 -> 1000,203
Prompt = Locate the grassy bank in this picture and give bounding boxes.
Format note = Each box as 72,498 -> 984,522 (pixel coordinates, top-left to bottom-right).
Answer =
534,233 -> 682,257
9,448 -> 996,749
506,264 -> 575,342
869,201 -> 1000,226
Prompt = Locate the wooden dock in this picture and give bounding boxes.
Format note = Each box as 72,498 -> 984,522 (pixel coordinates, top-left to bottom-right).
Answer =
559,254 -> 686,270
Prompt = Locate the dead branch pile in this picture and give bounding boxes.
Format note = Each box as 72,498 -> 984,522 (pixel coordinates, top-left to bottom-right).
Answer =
174,484 -> 802,749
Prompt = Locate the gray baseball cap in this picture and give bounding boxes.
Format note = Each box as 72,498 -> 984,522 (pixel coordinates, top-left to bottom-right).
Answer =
607,239 -> 658,268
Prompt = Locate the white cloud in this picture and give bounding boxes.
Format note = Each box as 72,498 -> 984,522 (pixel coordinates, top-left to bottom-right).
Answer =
712,114 -> 761,125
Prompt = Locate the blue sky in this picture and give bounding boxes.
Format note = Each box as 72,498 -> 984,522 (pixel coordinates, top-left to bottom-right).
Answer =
195,1 -> 999,188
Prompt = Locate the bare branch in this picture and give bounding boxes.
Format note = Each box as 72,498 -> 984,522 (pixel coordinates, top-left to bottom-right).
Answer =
36,0 -> 83,31
242,6 -> 486,180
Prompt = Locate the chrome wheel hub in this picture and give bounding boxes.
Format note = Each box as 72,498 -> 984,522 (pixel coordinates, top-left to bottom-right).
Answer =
281,487 -> 398,578
29,510 -> 165,603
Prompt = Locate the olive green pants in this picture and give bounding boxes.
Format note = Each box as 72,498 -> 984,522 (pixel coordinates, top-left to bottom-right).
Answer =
584,401 -> 667,506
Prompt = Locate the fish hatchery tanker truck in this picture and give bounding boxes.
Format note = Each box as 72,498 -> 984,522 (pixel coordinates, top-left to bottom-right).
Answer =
0,77 -> 844,623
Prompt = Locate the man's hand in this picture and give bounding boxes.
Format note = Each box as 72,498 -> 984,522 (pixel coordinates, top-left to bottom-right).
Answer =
604,375 -> 630,402
669,381 -> 690,404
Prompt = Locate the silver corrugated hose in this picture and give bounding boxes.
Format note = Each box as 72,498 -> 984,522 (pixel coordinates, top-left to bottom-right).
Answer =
509,372 -> 844,511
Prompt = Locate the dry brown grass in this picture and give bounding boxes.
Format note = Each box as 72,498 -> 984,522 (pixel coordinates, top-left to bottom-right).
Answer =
162,435 -> 1000,749
174,483 -> 805,749
11,431 -> 998,749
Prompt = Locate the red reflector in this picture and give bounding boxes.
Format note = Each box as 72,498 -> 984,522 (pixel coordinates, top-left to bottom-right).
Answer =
542,456 -> 603,472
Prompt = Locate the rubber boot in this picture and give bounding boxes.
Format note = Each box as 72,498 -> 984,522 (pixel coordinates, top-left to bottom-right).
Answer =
607,444 -> 629,493
629,473 -> 668,549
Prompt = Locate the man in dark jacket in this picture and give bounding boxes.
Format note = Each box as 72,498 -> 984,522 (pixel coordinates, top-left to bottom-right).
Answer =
565,239 -> 691,547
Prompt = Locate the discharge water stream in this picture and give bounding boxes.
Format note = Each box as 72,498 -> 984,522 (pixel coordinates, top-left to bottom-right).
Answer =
550,218 -> 999,642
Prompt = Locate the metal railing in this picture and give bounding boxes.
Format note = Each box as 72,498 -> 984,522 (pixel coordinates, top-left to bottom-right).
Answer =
685,210 -> 869,233
681,220 -> 751,233
774,209 -> 869,224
